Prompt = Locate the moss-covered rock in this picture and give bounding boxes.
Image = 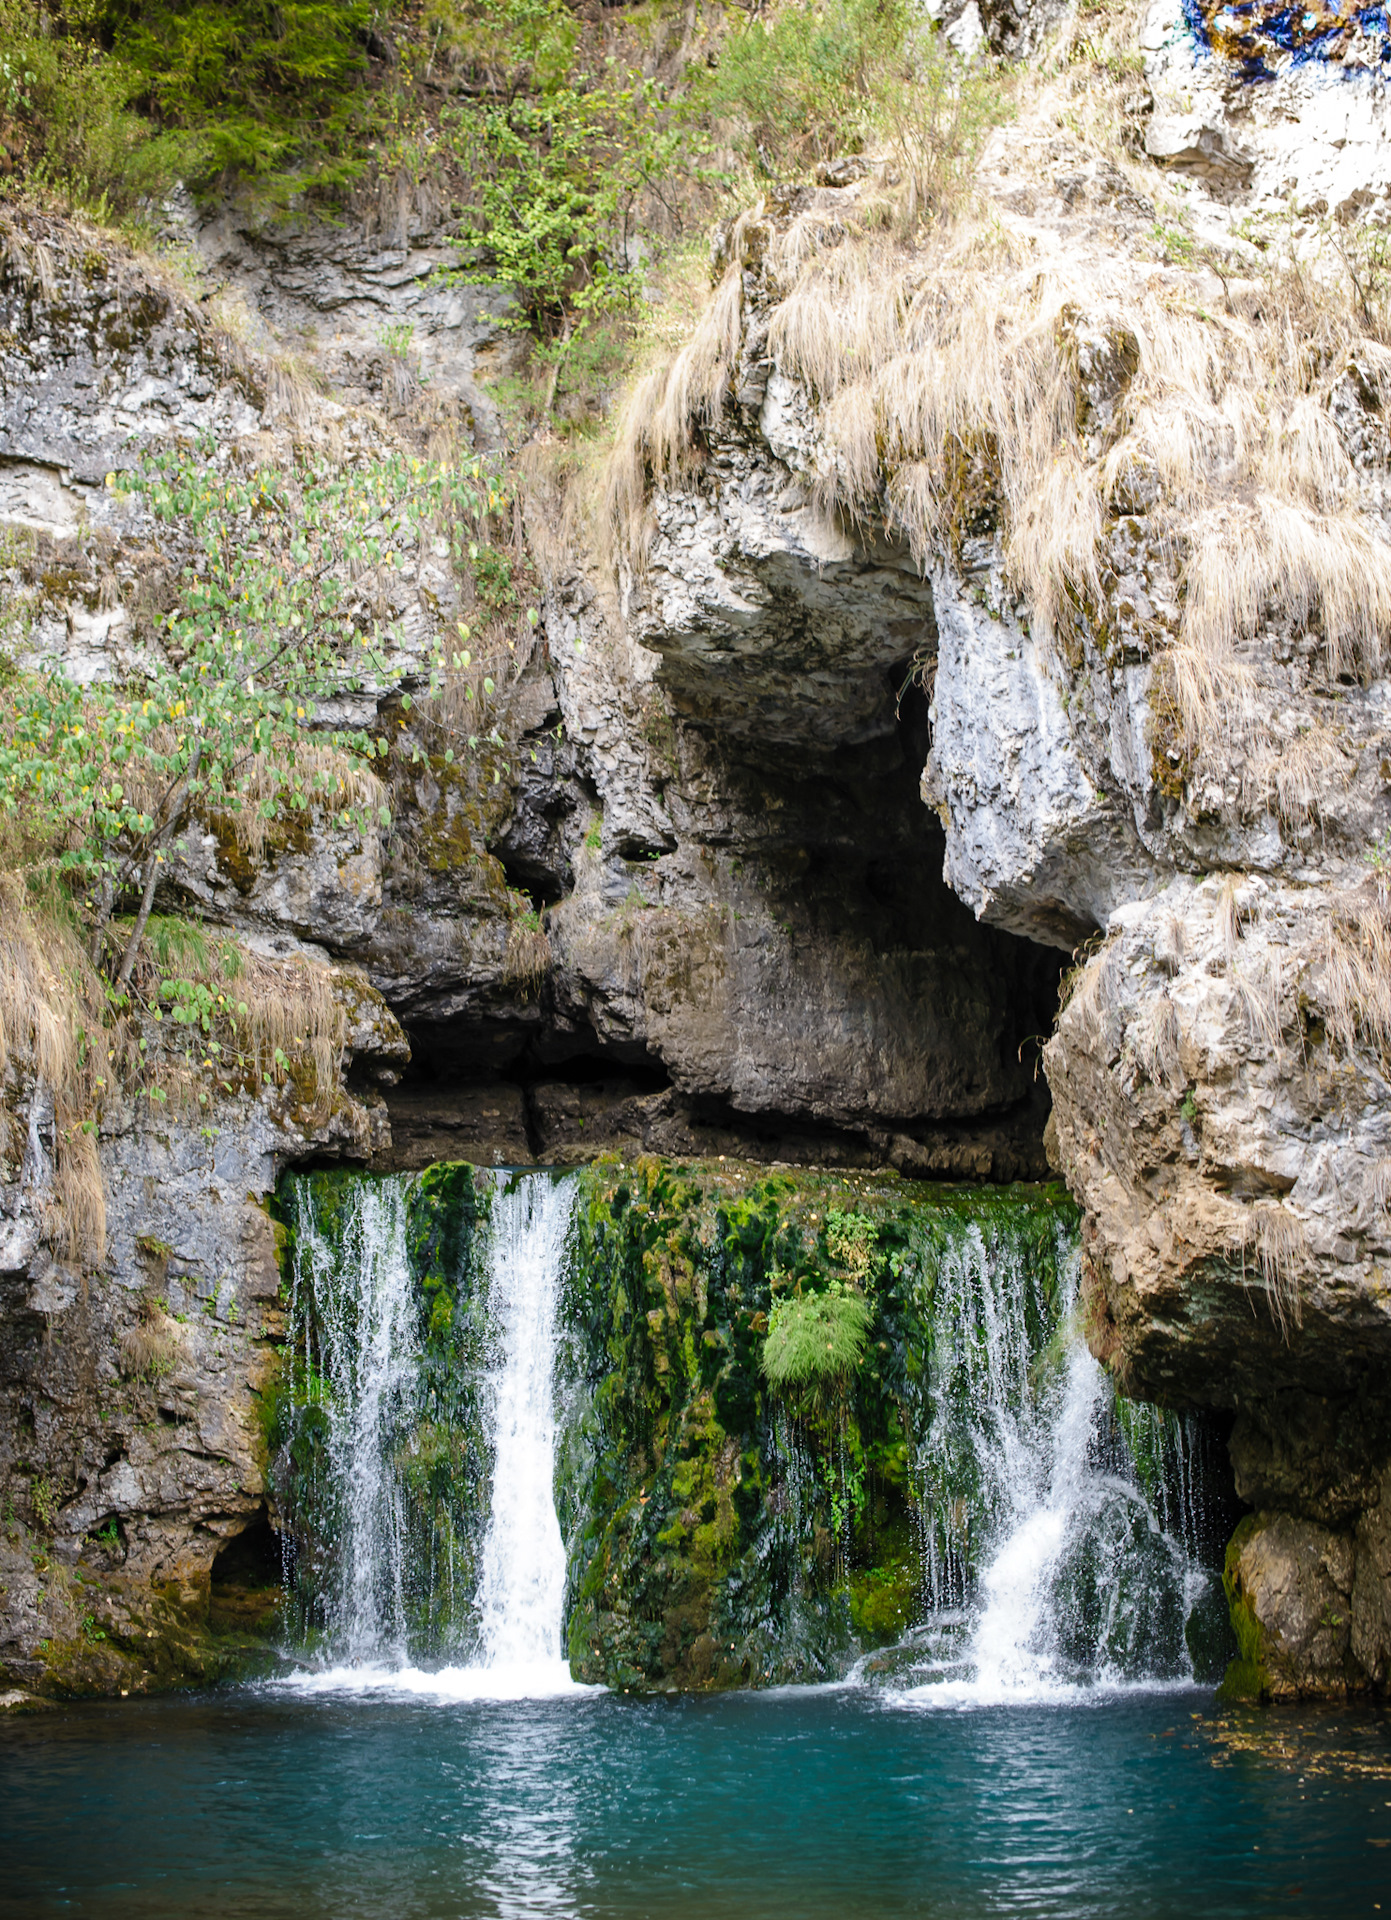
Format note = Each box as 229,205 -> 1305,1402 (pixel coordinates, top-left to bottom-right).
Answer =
555,1158 -> 1081,1690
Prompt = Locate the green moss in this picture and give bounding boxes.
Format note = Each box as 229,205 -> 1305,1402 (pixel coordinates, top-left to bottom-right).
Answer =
1219,1514 -> 1270,1703
848,1532 -> 918,1641
556,1161 -> 1081,1691
762,1283 -> 873,1398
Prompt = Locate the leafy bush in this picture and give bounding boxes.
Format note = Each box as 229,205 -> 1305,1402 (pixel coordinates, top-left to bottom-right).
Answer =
0,1 -> 406,211
761,1279 -> 873,1398
701,0 -> 1008,220
0,439 -> 511,987
453,75 -> 690,338
112,0 -> 381,197
702,0 -> 910,166
0,1 -> 174,210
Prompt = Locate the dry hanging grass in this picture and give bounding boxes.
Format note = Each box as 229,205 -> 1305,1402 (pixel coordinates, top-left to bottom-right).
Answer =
239,951 -> 347,1106
1268,723 -> 1353,833
118,1295 -> 181,1384
602,125 -> 1391,760
1133,990 -> 1184,1091
504,919 -> 552,999
1232,1201 -> 1308,1341
1315,905 -> 1391,1061
205,744 -> 386,867
0,872 -> 109,1267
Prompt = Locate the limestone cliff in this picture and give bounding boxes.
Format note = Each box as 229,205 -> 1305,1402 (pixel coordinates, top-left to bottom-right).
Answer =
4,0 -> 1391,1700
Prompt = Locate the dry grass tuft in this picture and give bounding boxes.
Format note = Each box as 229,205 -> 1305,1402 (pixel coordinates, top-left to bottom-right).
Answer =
206,745 -> 386,866
1153,910 -> 1186,976
241,952 -> 346,1106
118,1296 -> 181,1384
1234,1202 -> 1308,1341
1233,950 -> 1285,1053
504,919 -> 552,999
1268,723 -> 1353,833
1217,877 -> 1242,965
1134,990 -> 1185,1091
602,264 -> 745,564
1371,1157 -> 1391,1220
1315,905 -> 1391,1060
0,873 -> 108,1267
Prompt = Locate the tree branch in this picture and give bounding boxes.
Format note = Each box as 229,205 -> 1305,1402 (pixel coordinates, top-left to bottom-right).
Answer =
113,738 -> 203,992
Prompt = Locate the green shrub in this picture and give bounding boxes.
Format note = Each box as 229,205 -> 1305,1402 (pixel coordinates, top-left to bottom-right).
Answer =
0,1 -> 174,211
112,0 -> 380,198
700,0 -> 1008,218
701,0 -> 910,166
761,1279 -> 873,1398
0,0 -> 394,210
454,77 -> 690,337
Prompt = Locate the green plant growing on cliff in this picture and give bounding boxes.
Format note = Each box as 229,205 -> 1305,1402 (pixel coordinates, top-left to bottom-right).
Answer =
761,1278 -> 874,1404
701,0 -> 1004,214
824,1209 -> 886,1287
29,1474 -> 57,1532
0,1 -> 172,212
503,893 -> 551,997
456,76 -> 690,342
2,440 -> 514,985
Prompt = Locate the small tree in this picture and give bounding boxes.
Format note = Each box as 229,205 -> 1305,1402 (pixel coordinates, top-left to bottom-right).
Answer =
0,439 -> 505,988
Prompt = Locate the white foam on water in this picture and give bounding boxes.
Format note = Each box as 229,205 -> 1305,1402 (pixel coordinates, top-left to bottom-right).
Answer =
273,1657 -> 592,1703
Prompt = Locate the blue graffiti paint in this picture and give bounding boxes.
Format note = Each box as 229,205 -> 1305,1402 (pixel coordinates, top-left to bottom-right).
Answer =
1182,0 -> 1391,82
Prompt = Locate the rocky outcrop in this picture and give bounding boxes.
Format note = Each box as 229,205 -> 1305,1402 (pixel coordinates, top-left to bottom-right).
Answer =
0,1020 -> 403,1693
8,0 -> 1391,1700
575,7 -> 1391,1691
0,186 -> 1058,1693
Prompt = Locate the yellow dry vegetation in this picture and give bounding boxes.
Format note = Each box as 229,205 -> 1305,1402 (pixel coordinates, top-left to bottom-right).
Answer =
602,1 -> 1391,780
0,874 -> 108,1266
0,870 -> 350,1271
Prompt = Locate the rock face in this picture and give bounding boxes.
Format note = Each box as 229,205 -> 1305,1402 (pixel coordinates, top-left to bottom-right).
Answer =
0,1036 -> 403,1692
7,0 -> 1391,1699
574,5 -> 1391,1691
0,193 -> 1056,1691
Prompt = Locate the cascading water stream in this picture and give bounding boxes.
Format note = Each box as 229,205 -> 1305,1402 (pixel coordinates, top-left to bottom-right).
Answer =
893,1217 -> 1208,1702
470,1174 -> 577,1689
278,1167 -> 1218,1705
286,1176 -> 420,1663
278,1168 -> 585,1698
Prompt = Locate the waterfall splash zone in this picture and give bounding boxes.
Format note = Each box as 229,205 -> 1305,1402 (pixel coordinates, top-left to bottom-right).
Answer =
6,1163 -> 1387,1914
269,1165 -> 1232,1700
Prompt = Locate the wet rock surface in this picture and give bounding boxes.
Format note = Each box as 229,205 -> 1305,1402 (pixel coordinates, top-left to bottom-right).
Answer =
8,0 -> 1391,1698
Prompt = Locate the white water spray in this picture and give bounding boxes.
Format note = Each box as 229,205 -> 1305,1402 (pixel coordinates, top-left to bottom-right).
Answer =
289,1177 -> 419,1662
896,1219 -> 1199,1705
280,1170 -> 587,1701
470,1173 -> 577,1688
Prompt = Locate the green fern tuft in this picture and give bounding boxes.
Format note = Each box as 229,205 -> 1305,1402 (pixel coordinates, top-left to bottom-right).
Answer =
761,1280 -> 872,1397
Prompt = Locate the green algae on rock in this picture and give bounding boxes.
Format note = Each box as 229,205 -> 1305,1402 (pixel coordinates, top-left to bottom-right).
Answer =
556,1159 -> 1084,1690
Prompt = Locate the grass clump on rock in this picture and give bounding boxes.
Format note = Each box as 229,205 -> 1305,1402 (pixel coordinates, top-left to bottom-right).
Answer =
761,1279 -> 873,1401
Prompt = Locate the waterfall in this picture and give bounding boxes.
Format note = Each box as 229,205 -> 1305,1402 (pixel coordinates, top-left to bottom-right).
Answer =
275,1165 -> 1217,1703
276,1168 -> 583,1698
284,1176 -> 420,1662
894,1216 -> 1205,1702
471,1174 -> 577,1685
